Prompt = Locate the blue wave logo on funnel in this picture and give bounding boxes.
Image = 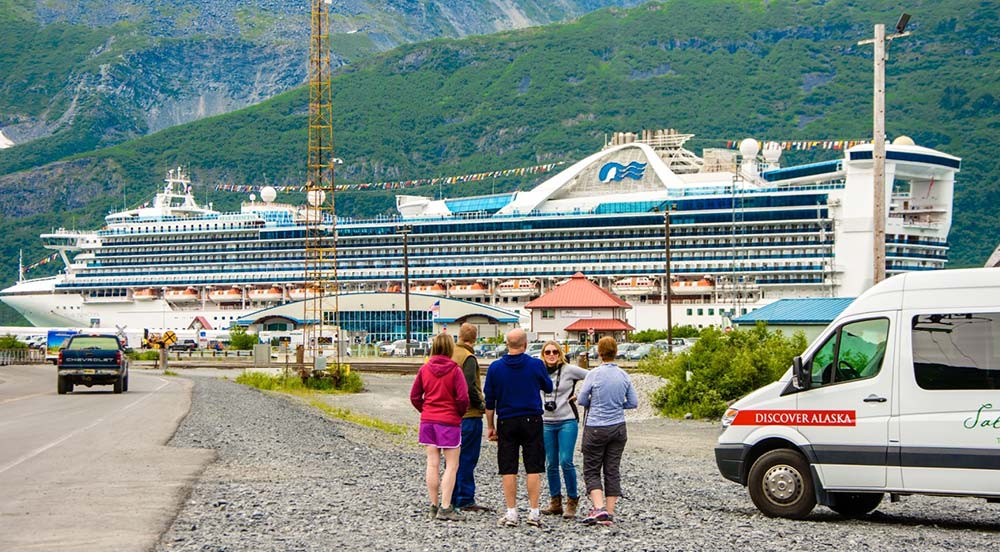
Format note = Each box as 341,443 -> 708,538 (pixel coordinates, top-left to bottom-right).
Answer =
599,161 -> 647,182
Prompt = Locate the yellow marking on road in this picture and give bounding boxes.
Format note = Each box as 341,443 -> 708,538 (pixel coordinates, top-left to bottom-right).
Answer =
0,392 -> 46,405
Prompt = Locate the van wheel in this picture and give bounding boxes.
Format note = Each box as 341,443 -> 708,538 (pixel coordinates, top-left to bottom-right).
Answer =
748,449 -> 816,519
828,492 -> 883,517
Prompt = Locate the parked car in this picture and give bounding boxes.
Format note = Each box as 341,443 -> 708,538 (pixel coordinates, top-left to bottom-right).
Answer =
169,339 -> 198,352
616,342 -> 640,359
626,343 -> 658,361
474,343 -> 497,357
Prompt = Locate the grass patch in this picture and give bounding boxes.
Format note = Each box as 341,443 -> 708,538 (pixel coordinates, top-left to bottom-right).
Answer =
235,370 -> 407,435
307,399 -> 410,435
235,370 -> 363,393
163,369 -> 179,376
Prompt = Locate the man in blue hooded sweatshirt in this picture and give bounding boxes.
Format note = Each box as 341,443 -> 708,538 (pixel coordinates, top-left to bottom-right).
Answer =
484,328 -> 553,528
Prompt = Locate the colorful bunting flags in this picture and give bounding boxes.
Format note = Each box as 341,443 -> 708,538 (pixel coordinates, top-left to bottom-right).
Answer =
24,252 -> 58,274
724,139 -> 871,151
214,162 -> 566,194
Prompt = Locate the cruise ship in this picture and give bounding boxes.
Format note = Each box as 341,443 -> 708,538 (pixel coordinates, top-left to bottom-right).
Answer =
0,129 -> 959,333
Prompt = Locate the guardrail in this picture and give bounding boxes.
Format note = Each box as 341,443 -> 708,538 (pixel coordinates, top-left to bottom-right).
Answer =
0,349 -> 47,365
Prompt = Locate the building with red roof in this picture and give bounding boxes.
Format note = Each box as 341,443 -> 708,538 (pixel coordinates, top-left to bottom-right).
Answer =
525,272 -> 634,342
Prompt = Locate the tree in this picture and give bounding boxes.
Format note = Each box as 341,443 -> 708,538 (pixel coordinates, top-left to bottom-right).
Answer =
228,326 -> 259,350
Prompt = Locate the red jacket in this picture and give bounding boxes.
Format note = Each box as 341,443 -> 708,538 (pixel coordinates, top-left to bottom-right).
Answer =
410,354 -> 469,426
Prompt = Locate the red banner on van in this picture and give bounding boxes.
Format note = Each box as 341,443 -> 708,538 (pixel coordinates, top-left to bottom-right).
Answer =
732,409 -> 856,426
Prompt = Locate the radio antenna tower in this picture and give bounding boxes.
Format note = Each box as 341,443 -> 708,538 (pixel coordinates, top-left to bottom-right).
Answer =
304,0 -> 341,372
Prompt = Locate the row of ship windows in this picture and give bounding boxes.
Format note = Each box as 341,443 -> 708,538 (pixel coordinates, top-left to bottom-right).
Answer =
100,219 -> 829,249
88,244 -> 948,272
101,220 -> 263,236
98,227 -> 948,258
67,258 -> 948,290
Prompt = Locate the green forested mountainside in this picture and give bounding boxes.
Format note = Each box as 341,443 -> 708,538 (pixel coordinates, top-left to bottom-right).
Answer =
0,0 -> 998,325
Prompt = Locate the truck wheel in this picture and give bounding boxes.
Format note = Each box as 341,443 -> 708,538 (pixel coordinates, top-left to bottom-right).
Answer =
57,376 -> 67,395
113,375 -> 123,394
123,373 -> 129,392
747,449 -> 816,519
828,492 -> 883,517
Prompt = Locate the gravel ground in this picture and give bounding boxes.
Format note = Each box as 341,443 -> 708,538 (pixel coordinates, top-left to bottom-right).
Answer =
157,373 -> 1000,551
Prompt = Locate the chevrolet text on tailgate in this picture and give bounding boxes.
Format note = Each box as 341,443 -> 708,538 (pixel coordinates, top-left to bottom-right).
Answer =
57,334 -> 130,394
715,268 -> 1000,519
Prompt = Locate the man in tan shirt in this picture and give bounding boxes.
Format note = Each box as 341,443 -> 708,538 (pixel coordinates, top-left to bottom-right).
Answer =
450,323 -> 489,512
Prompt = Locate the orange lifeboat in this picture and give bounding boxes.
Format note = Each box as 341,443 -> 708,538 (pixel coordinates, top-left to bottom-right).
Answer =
671,277 -> 715,295
133,288 -> 158,301
384,284 -> 402,293
449,281 -> 489,298
248,287 -> 283,302
164,288 -> 200,303
496,279 -> 537,297
208,287 -> 243,303
410,281 -> 447,296
288,287 -> 323,301
610,277 -> 659,296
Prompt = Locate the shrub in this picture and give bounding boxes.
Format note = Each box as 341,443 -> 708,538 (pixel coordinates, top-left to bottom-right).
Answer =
128,350 -> 162,360
642,323 -> 808,419
235,369 -> 364,393
631,325 -> 701,343
0,334 -> 27,349
228,326 -> 259,350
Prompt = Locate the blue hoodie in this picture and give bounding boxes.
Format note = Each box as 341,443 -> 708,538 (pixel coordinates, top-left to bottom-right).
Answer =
484,353 -> 553,420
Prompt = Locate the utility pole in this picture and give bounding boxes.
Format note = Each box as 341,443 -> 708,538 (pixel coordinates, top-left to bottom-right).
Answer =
858,14 -> 911,285
400,225 -> 412,357
664,210 -> 673,352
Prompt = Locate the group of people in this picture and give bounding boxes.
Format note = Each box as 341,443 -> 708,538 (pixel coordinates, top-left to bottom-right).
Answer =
409,325 -> 638,528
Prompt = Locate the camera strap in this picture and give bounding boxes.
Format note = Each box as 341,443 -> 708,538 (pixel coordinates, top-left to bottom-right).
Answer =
550,365 -> 562,400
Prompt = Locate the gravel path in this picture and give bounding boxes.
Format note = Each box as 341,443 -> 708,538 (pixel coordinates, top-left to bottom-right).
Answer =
157,374 -> 1000,551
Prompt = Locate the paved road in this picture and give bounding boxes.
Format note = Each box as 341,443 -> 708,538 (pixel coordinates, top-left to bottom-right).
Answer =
0,365 -> 215,552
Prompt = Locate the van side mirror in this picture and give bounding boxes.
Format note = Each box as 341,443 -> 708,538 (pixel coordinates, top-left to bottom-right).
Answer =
792,355 -> 811,390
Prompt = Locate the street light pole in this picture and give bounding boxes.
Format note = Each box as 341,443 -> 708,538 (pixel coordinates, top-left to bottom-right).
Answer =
400,224 -> 412,357
664,209 -> 673,352
859,14 -> 911,285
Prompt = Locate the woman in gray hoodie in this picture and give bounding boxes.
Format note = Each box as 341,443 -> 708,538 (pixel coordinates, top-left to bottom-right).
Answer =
538,340 -> 589,519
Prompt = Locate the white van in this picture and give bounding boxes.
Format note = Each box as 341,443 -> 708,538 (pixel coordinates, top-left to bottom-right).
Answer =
715,268 -> 1000,519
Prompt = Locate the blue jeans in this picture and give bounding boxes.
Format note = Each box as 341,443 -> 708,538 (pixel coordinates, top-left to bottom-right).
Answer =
452,417 -> 482,507
543,419 -> 579,498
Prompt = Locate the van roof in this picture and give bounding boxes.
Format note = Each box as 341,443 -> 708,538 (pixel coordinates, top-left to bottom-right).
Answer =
842,268 -> 999,317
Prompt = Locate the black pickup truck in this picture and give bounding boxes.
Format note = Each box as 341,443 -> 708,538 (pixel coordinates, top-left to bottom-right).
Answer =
57,334 -> 130,394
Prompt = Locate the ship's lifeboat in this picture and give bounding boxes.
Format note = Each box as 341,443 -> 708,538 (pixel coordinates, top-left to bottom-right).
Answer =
410,281 -> 447,296
133,288 -> 158,301
164,288 -> 200,303
288,287 -> 323,301
611,277 -> 659,296
496,279 -> 537,297
449,281 -> 489,298
248,287 -> 283,302
671,277 -> 715,295
208,287 -> 243,303
384,284 -> 402,293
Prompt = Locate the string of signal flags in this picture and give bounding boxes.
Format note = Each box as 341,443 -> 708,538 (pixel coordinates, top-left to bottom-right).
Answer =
212,136 -> 870,195
214,161 -> 566,194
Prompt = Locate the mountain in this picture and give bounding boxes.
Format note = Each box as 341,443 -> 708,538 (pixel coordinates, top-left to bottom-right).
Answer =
0,0 -> 998,326
0,0 -> 644,171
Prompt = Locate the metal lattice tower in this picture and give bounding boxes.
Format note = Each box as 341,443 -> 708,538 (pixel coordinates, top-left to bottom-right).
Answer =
304,0 -> 340,369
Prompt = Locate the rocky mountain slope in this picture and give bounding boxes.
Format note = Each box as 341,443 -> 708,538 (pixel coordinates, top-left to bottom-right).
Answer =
0,0 -> 642,161
0,0 -> 997,325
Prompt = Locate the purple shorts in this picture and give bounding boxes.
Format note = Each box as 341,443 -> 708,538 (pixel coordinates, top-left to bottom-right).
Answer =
419,421 -> 461,449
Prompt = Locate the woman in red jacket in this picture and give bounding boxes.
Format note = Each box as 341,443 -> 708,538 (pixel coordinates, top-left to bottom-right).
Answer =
410,332 -> 470,521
